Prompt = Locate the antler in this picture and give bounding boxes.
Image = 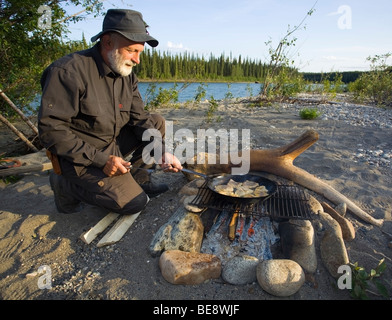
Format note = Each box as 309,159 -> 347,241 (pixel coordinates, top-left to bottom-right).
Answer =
185,130 -> 383,227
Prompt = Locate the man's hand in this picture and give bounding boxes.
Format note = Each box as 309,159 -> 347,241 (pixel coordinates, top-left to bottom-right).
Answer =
161,152 -> 183,173
103,155 -> 131,177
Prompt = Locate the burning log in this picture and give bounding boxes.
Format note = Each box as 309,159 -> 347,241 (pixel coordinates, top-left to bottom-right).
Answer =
185,130 -> 383,227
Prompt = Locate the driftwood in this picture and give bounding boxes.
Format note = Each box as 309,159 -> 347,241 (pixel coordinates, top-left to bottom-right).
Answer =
186,129 -> 383,227
0,162 -> 52,177
0,113 -> 39,152
247,130 -> 383,227
0,88 -> 38,135
321,201 -> 355,241
0,88 -> 40,152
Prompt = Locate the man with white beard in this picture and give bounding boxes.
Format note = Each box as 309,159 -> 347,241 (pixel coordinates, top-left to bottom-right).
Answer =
38,9 -> 182,215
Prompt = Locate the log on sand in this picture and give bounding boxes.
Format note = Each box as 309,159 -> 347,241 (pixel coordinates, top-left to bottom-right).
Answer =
186,130 -> 383,227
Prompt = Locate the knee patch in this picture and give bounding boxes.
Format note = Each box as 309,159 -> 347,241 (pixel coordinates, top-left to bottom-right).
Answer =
118,192 -> 149,215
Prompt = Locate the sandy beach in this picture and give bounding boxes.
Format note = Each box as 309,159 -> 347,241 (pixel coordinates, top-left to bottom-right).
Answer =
0,93 -> 391,302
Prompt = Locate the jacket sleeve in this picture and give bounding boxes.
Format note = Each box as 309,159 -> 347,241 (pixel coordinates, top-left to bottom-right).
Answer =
38,66 -> 109,168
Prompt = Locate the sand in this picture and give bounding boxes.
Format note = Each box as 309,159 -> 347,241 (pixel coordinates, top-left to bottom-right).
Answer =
0,94 -> 391,302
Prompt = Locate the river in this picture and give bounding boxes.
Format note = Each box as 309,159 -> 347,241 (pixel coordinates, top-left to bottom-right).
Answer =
28,82 -> 260,112
138,82 -> 261,103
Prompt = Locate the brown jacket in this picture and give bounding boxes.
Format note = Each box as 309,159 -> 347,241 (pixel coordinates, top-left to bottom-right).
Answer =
38,43 -> 155,173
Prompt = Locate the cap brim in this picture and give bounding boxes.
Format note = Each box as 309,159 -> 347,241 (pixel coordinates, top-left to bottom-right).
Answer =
91,30 -> 159,47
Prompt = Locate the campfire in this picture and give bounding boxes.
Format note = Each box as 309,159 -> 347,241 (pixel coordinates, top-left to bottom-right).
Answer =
150,175 -> 324,296
149,130 -> 378,296
192,181 -> 313,263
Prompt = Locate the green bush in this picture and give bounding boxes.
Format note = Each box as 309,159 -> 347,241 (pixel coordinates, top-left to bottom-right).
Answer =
262,68 -> 306,100
144,83 -> 180,109
321,73 -> 346,97
349,259 -> 389,300
206,95 -> 219,123
299,107 -> 322,120
194,83 -> 207,103
348,53 -> 392,107
0,0 -> 102,118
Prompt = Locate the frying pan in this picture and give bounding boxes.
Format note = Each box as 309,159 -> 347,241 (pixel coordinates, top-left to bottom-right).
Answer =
181,168 -> 278,205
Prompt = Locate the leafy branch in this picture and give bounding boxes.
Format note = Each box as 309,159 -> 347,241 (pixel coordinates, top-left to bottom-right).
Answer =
349,258 -> 389,299
205,96 -> 219,123
261,1 -> 318,98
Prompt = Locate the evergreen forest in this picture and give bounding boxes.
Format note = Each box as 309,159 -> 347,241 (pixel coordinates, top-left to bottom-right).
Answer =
135,48 -> 363,83
136,49 -> 270,82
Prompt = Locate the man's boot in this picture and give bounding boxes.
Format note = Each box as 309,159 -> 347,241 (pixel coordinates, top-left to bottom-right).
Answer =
49,172 -> 84,213
130,159 -> 169,197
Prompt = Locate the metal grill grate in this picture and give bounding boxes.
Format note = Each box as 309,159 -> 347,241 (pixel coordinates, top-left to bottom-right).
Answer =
190,181 -> 313,220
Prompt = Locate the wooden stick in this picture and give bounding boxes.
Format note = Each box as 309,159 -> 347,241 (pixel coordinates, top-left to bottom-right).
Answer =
0,113 -> 39,152
0,162 -> 52,177
97,212 -> 140,247
321,202 -> 355,241
80,212 -> 119,244
228,211 -> 239,241
0,88 -> 39,135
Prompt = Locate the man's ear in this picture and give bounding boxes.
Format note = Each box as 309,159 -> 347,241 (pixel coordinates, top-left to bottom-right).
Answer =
101,33 -> 113,50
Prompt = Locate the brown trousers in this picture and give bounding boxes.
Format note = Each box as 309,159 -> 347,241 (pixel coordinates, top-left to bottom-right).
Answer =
58,114 -> 165,215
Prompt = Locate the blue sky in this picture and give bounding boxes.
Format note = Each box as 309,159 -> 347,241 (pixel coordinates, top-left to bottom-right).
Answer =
66,0 -> 392,72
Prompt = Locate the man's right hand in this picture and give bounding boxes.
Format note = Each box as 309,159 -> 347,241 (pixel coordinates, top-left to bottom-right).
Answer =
103,155 -> 131,177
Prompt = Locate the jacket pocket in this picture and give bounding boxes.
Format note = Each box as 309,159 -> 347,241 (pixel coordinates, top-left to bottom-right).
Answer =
80,100 -> 102,116
119,102 -> 132,113
73,100 -> 105,132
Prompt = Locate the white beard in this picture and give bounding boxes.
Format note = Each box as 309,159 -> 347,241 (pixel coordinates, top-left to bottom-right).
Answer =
107,48 -> 136,77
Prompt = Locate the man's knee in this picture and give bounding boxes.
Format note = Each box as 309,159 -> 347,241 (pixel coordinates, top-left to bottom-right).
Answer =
116,191 -> 149,215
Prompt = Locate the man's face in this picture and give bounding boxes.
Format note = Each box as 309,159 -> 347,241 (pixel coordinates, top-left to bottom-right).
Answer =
107,34 -> 144,77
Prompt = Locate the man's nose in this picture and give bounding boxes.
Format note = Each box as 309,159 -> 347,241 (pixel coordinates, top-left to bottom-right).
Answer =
131,53 -> 140,64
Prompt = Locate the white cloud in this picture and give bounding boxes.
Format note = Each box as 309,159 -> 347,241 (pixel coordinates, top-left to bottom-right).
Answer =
322,55 -> 339,61
321,56 -> 356,62
167,41 -> 184,49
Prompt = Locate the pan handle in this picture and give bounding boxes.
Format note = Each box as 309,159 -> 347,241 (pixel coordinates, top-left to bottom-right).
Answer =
181,168 -> 208,179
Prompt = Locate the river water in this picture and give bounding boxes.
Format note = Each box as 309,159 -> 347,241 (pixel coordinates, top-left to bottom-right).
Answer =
29,82 -> 260,113
138,82 -> 262,103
